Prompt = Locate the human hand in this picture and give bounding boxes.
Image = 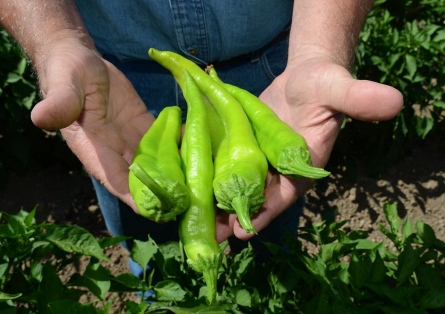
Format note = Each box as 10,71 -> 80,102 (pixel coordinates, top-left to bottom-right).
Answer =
216,51 -> 404,242
31,30 -> 155,211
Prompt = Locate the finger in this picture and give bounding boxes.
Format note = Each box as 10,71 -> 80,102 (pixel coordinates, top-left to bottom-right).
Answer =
215,209 -> 236,243
31,86 -> 84,130
233,174 -> 302,241
330,77 -> 404,121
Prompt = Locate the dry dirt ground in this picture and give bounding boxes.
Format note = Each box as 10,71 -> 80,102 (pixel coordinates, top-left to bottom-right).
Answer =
0,133 -> 444,312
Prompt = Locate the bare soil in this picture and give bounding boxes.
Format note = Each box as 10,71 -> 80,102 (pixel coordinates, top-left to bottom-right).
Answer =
0,131 -> 444,312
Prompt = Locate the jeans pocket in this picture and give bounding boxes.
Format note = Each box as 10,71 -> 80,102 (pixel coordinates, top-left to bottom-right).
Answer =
259,37 -> 289,81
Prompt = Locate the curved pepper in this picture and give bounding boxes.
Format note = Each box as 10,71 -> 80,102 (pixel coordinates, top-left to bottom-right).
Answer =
179,70 -> 222,304
128,106 -> 190,222
208,68 -> 330,180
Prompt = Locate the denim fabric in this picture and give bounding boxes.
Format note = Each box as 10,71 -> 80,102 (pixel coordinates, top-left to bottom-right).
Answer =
74,0 -> 293,63
91,35 -> 305,281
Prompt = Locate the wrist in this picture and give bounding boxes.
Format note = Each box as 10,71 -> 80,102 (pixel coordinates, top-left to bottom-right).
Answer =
287,44 -> 351,70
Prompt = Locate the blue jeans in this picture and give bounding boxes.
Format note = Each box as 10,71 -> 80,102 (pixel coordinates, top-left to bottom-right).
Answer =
92,35 -> 304,276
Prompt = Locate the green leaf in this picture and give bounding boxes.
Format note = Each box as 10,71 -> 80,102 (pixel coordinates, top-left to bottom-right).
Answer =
0,255 -> 8,279
232,245 -> 255,278
432,30 -> 445,42
415,117 -> 434,139
434,101 -> 445,109
378,223 -> 398,246
416,220 -> 436,246
23,207 -> 37,228
421,285 -> 445,309
110,273 -> 141,290
125,300 -> 149,314
401,217 -> 414,244
321,242 -> 354,262
48,299 -> 100,314
354,239 -> 380,250
348,251 -> 371,288
36,263 -> 65,312
383,202 -> 401,235
396,243 -> 420,286
154,281 -> 186,302
80,259 -> 111,301
235,289 -> 251,307
0,292 -> 21,301
0,215 -> 27,238
416,264 -> 444,290
16,58 -> 27,76
162,257 -> 181,278
268,264 -> 299,297
45,224 -> 108,260
165,304 -> 232,314
130,237 -> 157,272
332,298 -> 360,314
158,241 -> 181,259
6,73 -> 21,84
388,53 -> 401,68
369,251 -> 387,283
307,288 -> 331,314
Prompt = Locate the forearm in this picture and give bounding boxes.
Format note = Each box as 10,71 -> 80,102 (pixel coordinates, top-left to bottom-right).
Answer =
0,1 -> 94,70
289,0 -> 375,69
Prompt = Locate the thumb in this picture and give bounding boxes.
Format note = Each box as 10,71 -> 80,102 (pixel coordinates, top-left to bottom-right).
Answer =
31,83 -> 84,130
330,77 -> 404,122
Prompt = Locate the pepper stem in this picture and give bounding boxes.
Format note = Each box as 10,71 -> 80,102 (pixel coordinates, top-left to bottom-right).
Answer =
202,268 -> 218,304
232,196 -> 257,234
277,147 -> 330,179
129,162 -> 175,209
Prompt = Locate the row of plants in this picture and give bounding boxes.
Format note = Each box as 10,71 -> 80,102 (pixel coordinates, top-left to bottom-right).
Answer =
1,203 -> 444,313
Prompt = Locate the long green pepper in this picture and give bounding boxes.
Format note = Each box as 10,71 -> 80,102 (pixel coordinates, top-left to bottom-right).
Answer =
208,68 -> 330,180
128,106 -> 190,222
179,71 -> 222,304
149,48 -> 268,234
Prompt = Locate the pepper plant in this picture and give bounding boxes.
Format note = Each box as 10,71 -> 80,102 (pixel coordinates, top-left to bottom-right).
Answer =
335,0 -> 445,176
2,203 -> 444,313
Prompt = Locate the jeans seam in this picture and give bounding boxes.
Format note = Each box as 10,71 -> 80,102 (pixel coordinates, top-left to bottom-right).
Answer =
260,52 -> 277,82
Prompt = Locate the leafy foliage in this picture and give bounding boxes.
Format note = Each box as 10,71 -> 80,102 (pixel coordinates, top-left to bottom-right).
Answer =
333,0 -> 445,176
0,29 -> 80,188
2,204 -> 444,313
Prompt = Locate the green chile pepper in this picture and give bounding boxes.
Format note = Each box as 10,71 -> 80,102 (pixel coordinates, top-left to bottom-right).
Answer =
208,68 -> 330,180
179,71 -> 222,304
128,106 -> 190,222
149,48 -> 268,234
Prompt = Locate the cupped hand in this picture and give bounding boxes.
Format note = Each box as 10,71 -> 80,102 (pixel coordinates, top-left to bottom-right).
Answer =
217,53 -> 404,242
31,32 -> 155,211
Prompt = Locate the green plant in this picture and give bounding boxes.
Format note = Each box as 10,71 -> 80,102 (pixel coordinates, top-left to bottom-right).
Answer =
2,203 -> 444,313
136,202 -> 445,313
129,106 -> 190,223
0,29 -> 81,188
0,207 -> 135,313
334,0 -> 445,176
0,29 -> 37,186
